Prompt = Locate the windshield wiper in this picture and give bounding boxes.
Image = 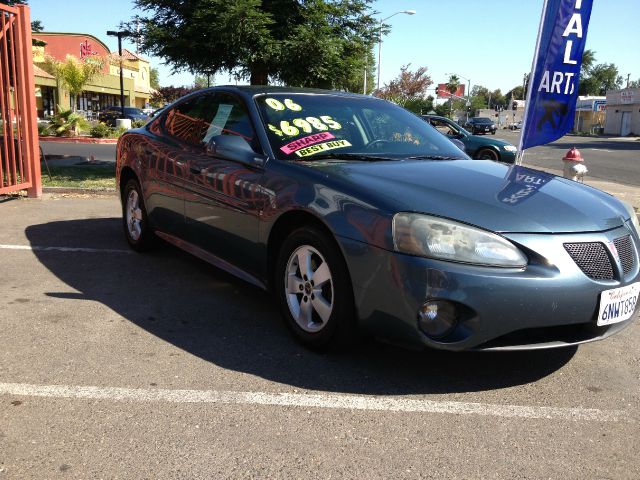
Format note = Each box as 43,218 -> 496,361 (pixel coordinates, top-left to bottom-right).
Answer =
406,154 -> 465,160
299,153 -> 394,162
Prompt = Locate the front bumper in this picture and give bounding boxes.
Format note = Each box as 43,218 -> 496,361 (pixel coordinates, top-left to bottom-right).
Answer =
339,224 -> 639,351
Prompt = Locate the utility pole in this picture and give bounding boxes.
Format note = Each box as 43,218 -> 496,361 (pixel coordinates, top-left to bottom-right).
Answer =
107,30 -> 127,118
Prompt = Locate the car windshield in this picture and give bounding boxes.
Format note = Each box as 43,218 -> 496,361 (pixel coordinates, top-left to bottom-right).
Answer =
474,117 -> 493,124
255,94 -> 466,161
124,107 -> 144,115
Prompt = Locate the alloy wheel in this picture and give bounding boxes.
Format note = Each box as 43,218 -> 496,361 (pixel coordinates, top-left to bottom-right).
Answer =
284,245 -> 334,333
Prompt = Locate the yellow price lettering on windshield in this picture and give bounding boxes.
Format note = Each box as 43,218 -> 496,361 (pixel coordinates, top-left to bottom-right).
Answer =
305,117 -> 329,131
265,97 -> 303,112
279,121 -> 299,136
268,124 -> 284,136
265,98 -> 286,111
284,98 -> 302,111
267,117 -> 343,138
292,118 -> 313,133
320,116 -> 341,129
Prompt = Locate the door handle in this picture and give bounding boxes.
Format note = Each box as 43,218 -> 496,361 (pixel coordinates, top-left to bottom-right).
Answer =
190,166 -> 203,175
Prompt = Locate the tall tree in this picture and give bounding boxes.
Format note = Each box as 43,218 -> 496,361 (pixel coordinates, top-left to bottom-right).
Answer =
445,74 -> 460,96
149,67 -> 160,90
42,54 -> 104,111
579,63 -> 623,95
375,64 -> 432,107
581,49 -> 596,76
126,0 -> 378,88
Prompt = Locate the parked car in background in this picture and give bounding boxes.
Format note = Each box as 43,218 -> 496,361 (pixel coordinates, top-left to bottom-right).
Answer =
464,117 -> 497,135
509,120 -> 523,130
421,114 -> 517,162
116,86 -> 639,352
98,106 -> 149,126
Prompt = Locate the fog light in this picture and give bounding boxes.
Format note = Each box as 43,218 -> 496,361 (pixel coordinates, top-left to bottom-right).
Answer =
418,300 -> 458,338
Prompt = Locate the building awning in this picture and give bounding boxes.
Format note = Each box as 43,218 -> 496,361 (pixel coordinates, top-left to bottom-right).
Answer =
33,64 -> 54,79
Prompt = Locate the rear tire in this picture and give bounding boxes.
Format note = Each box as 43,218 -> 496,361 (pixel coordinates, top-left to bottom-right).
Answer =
275,226 -> 356,350
122,178 -> 154,252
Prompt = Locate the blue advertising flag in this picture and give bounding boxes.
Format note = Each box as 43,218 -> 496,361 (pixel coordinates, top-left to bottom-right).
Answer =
519,0 -> 593,152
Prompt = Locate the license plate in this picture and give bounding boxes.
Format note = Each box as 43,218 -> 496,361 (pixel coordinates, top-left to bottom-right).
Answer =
597,282 -> 640,326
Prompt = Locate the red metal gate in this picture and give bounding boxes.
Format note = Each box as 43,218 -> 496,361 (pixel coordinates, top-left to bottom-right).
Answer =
0,4 -> 41,197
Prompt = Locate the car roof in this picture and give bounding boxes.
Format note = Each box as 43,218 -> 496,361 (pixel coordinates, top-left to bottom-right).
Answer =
198,85 -> 369,100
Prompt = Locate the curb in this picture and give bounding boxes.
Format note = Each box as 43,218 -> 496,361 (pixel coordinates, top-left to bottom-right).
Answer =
43,186 -> 117,196
40,137 -> 118,144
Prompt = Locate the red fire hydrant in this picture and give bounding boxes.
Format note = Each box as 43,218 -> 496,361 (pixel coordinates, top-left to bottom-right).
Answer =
562,147 -> 588,182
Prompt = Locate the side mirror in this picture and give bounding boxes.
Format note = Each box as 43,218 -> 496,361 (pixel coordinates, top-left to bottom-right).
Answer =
449,138 -> 466,153
205,135 -> 266,168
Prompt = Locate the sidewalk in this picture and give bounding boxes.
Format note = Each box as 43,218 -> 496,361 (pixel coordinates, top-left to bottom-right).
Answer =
528,164 -> 640,216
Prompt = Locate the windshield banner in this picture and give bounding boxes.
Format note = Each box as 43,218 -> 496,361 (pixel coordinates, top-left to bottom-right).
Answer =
519,0 -> 593,152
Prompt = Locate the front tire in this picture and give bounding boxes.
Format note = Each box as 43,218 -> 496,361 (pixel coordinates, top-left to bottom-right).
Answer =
122,178 -> 154,252
275,226 -> 356,350
476,148 -> 499,161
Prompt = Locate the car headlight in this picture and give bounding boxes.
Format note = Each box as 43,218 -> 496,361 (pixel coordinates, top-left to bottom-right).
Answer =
621,200 -> 640,234
503,145 -> 517,152
392,213 -> 527,268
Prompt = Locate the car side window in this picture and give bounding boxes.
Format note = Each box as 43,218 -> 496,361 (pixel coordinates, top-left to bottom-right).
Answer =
163,93 -> 259,152
362,108 -> 428,145
430,119 -> 456,136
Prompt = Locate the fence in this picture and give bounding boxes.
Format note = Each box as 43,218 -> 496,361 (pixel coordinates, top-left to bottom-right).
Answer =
0,4 -> 41,197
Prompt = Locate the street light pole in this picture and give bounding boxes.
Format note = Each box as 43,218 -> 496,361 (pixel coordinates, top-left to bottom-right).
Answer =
107,30 -> 127,119
377,9 -> 416,92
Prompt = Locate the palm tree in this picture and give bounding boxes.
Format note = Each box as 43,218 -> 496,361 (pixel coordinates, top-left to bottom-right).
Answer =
42,54 -> 104,112
445,74 -> 460,117
581,49 -> 596,77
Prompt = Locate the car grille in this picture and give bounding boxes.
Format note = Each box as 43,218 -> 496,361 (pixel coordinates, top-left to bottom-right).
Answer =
564,236 -> 637,280
564,242 -> 614,280
613,235 -> 635,276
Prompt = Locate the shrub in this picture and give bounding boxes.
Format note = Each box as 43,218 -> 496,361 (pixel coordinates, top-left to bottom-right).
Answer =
90,122 -> 114,138
131,119 -> 147,129
114,127 -> 128,138
38,123 -> 51,136
49,106 -> 89,136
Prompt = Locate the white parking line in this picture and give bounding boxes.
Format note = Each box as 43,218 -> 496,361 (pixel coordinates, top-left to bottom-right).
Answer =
0,382 -> 628,422
0,244 -> 132,254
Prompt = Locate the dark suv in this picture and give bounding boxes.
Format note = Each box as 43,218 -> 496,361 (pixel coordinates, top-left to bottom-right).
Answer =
422,115 -> 517,163
464,117 -> 497,135
98,106 -> 149,126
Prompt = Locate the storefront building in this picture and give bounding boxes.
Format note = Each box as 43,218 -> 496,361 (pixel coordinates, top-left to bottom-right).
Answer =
32,32 -> 153,119
574,96 -> 606,134
605,88 -> 640,136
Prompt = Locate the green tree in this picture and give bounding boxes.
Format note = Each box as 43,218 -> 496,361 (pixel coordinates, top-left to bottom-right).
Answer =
445,74 -> 460,96
579,63 -> 623,95
126,0 -> 378,88
151,85 -> 199,106
42,54 -> 104,111
374,64 -> 432,107
149,67 -> 160,90
505,85 -> 524,102
581,49 -> 596,73
490,89 -> 506,109
629,79 -> 640,89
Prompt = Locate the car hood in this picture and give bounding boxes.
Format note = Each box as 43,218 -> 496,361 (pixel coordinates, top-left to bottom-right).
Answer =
308,159 -> 626,234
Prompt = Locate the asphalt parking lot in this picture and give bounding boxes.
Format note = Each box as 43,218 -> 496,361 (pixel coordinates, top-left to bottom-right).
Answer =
0,194 -> 639,478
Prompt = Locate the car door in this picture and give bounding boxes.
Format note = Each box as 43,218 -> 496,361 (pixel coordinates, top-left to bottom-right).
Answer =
140,98 -> 215,238
181,92 -> 267,278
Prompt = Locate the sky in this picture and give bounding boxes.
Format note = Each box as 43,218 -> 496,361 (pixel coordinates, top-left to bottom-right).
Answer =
28,0 -> 640,94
